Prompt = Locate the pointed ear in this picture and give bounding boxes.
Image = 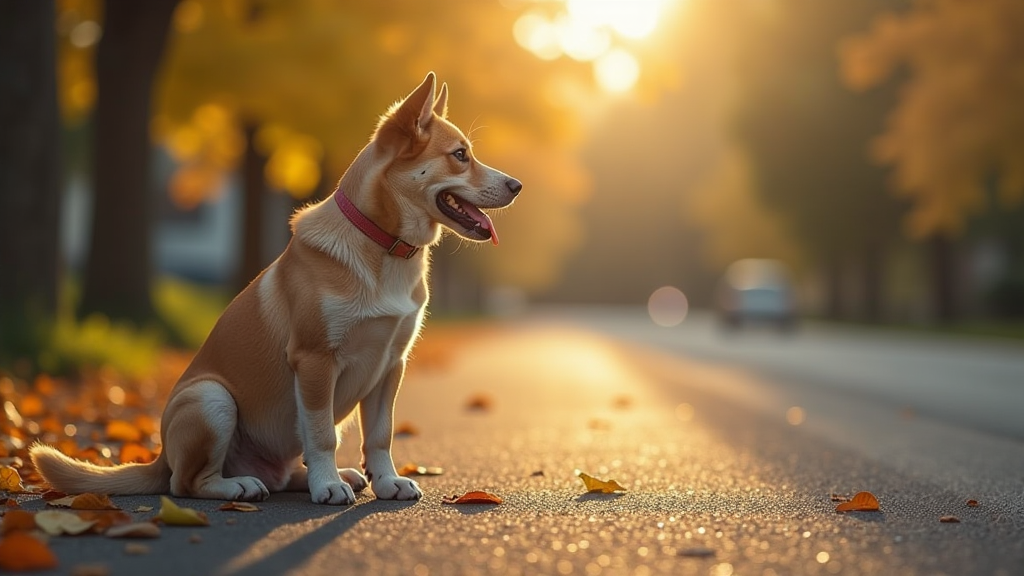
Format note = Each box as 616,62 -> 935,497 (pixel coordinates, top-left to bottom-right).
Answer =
401,72 -> 436,136
433,83 -> 448,118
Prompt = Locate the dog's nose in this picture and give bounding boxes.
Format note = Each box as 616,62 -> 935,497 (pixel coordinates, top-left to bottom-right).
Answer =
506,178 -> 523,196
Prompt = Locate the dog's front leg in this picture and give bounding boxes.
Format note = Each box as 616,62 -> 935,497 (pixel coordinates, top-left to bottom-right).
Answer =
290,350 -> 354,505
359,360 -> 422,500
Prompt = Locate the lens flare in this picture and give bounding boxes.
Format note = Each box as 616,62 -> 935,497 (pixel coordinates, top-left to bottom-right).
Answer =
648,286 -> 689,327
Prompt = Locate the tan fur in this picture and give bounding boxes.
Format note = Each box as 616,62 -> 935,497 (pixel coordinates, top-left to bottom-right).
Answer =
31,73 -> 521,504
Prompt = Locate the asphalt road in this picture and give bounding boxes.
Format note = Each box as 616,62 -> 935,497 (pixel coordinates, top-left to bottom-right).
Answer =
12,308 -> 1024,576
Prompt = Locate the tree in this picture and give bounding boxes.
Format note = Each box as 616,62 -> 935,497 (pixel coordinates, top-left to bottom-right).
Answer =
154,0 -> 593,297
730,0 -> 907,320
79,0 -> 179,323
841,0 -> 1024,321
0,0 -> 62,367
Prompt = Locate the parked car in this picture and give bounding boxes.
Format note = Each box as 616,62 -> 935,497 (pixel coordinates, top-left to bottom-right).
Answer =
717,259 -> 797,331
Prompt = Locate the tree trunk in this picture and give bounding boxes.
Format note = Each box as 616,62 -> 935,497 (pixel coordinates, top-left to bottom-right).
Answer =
928,233 -> 957,323
824,258 -> 844,320
79,0 -> 179,323
0,0 -> 63,366
862,240 -> 884,323
236,122 -> 268,293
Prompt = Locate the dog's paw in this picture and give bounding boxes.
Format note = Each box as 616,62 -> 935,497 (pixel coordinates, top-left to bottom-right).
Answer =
339,468 -> 368,492
310,481 -> 356,506
209,476 -> 269,501
371,475 -> 422,501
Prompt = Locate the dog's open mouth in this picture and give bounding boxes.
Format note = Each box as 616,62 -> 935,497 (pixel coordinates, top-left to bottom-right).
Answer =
437,191 -> 499,245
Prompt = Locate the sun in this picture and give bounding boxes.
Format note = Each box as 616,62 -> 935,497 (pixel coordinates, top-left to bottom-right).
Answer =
513,0 -> 672,94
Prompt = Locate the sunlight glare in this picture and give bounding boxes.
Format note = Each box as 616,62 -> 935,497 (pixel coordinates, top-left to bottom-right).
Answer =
566,0 -> 663,39
595,49 -> 641,94
514,11 -> 563,60
556,14 -> 611,61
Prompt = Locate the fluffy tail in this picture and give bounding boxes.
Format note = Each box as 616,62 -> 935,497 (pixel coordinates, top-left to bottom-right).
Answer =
29,443 -> 171,495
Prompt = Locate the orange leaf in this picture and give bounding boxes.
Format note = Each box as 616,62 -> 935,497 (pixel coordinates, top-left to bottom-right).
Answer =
394,422 -> 419,437
835,491 -> 880,512
442,491 -> 503,505
105,420 -> 143,443
577,471 -> 627,494
0,466 -> 24,491
465,394 -> 493,411
0,532 -> 58,571
76,510 -> 132,533
397,463 -> 444,477
48,493 -> 120,510
19,393 -> 46,418
218,502 -> 260,512
1,510 -> 37,535
939,515 -> 961,523
42,490 -> 68,501
118,443 -> 154,464
966,499 -> 979,507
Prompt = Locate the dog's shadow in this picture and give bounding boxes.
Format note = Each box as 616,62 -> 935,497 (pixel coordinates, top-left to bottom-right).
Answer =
220,493 -> 418,576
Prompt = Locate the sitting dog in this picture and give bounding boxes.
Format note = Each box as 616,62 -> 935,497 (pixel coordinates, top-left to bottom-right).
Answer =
31,72 -> 522,504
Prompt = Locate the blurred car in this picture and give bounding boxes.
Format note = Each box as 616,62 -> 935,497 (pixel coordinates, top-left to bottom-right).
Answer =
717,259 -> 797,331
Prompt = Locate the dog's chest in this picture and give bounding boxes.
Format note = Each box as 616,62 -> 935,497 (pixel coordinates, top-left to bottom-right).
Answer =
319,277 -> 423,351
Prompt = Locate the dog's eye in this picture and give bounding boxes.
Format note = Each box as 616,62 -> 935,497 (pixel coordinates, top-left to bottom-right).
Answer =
452,148 -> 469,162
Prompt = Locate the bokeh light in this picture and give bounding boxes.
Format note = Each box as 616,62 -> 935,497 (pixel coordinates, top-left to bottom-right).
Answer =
594,49 -> 641,93
648,286 -> 689,327
786,406 -> 806,426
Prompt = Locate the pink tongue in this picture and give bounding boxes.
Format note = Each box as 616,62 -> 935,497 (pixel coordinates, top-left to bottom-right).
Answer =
462,201 -> 499,246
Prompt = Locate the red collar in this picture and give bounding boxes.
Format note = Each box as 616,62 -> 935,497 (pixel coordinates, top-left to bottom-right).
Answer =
334,192 -> 421,259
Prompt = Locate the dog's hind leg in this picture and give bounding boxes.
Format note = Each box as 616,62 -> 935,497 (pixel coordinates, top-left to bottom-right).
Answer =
163,381 -> 270,501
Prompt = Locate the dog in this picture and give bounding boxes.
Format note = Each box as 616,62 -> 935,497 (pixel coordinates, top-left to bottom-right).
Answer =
31,72 -> 522,504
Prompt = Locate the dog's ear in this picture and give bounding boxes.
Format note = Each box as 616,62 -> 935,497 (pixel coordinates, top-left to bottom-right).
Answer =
378,72 -> 437,143
433,83 -> 448,119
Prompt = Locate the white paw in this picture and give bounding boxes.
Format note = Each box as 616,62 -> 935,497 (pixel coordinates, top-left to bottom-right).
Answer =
230,476 -> 270,501
372,475 -> 422,501
339,468 -> 368,492
310,481 -> 356,505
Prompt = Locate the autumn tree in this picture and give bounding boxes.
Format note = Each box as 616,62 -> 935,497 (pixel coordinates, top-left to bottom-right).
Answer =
78,0 -> 180,323
0,0 -> 63,367
841,0 -> 1024,321
155,0 -> 592,298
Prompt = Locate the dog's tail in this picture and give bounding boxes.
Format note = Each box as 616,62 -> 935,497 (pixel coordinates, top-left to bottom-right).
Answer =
29,443 -> 171,495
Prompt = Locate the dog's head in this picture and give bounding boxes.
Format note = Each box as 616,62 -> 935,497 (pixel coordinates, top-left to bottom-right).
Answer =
372,73 -> 522,245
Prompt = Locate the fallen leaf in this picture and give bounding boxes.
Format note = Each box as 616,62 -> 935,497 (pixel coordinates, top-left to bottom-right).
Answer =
42,490 -> 68,501
530,470 -> 545,477
76,510 -> 133,533
133,505 -> 154,513
966,499 -> 979,508
105,522 -> 161,539
157,496 -> 209,526
830,493 -> 849,502
71,563 -> 111,576
0,466 -> 24,491
35,510 -> 97,536
835,491 -> 880,512
394,422 -> 419,437
465,394 -> 493,411
577,470 -> 627,494
0,531 -> 58,571
118,443 -> 155,464
940,515 -> 961,523
0,498 -> 17,508
105,420 -> 143,443
123,543 -> 150,555
225,518 -> 238,525
51,493 -> 120,510
188,533 -> 202,543
397,463 -> 444,477
218,502 -> 260,512
441,491 -> 503,505
1,509 -> 37,534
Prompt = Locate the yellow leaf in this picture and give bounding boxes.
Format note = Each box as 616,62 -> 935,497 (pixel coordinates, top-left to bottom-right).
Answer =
576,470 -> 627,494
157,496 -> 209,526
34,510 -> 97,536
0,466 -> 24,491
0,531 -> 58,571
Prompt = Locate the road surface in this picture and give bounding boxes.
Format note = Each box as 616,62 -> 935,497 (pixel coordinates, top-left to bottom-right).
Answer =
12,308 -> 1024,575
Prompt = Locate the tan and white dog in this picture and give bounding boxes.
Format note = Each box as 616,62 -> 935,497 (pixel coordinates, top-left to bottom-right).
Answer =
31,72 -> 521,505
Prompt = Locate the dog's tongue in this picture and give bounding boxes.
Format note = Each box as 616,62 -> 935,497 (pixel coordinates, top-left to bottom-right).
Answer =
462,201 -> 499,246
